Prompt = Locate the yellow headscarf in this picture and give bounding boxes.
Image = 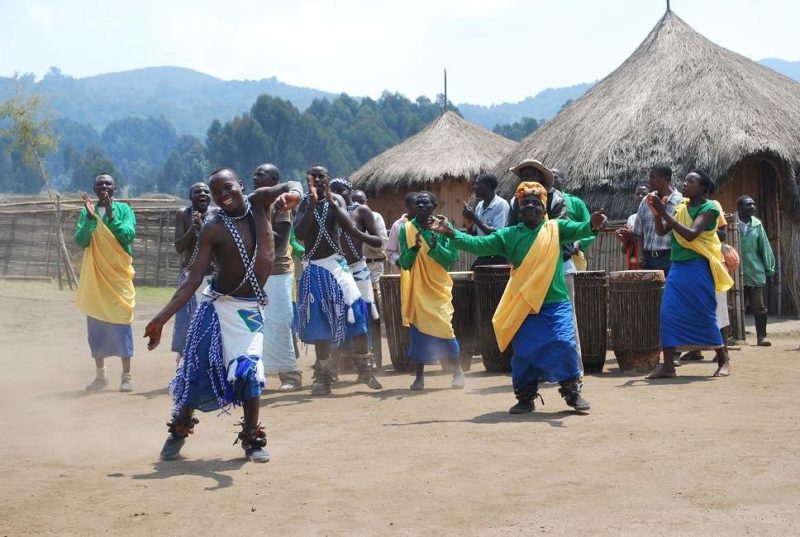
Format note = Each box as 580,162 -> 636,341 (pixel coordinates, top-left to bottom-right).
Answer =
515,181 -> 549,219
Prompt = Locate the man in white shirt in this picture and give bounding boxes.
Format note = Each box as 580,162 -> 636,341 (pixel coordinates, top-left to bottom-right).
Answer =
386,192 -> 418,267
462,173 -> 510,267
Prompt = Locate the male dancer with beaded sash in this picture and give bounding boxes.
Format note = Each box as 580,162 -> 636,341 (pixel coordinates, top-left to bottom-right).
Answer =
144,168 -> 302,463
328,177 -> 383,369
294,166 -> 383,395
170,182 -> 215,365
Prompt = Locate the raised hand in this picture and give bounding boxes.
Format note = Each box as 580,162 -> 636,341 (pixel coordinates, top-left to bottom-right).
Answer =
81,192 -> 96,219
412,231 -> 422,252
306,174 -> 318,206
143,319 -> 164,351
462,201 -> 476,220
276,190 -> 301,212
646,193 -> 667,217
590,209 -> 608,230
191,211 -> 203,231
321,177 -> 334,204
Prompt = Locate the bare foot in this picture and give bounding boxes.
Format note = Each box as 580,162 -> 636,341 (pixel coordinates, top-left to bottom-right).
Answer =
713,362 -> 732,377
645,364 -> 677,379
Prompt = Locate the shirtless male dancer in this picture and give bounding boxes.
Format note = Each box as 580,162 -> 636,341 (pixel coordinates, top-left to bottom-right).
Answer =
328,178 -> 383,368
144,168 -> 302,463
294,166 -> 382,395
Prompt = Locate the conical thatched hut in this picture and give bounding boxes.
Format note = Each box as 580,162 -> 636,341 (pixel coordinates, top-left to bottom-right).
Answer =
351,111 -> 517,227
495,10 -> 800,313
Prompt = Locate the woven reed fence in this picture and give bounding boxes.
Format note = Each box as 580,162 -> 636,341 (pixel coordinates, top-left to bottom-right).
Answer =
0,197 -> 186,287
0,198 -> 751,340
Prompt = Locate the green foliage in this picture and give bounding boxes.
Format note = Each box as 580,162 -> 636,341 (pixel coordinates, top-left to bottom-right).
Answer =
0,81 -> 58,193
158,135 -> 209,195
205,91 -> 459,180
492,116 -> 543,142
68,145 -> 124,192
101,116 -> 177,192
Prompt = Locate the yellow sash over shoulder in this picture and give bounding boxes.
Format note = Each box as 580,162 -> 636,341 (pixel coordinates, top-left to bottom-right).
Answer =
492,220 -> 560,351
400,221 -> 455,339
673,201 -> 733,292
76,218 -> 136,324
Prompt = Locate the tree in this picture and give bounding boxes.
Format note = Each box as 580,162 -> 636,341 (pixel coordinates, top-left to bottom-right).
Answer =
68,145 -> 124,192
0,80 -> 58,193
158,134 -> 209,195
492,116 -> 542,142
100,115 -> 177,190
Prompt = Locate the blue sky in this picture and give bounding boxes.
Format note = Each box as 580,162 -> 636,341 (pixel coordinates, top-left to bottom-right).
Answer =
2,0 -> 797,104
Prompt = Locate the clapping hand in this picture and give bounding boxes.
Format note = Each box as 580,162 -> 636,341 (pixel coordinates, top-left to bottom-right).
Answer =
412,232 -> 422,252
590,209 -> 608,231
646,193 -> 668,217
81,192 -> 95,219
306,174 -> 318,206
191,211 -> 203,231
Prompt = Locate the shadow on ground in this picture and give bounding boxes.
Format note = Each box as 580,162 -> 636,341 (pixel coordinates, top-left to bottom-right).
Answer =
131,458 -> 247,491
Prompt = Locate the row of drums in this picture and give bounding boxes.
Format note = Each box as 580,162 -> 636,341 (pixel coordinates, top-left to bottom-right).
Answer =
379,266 -> 666,374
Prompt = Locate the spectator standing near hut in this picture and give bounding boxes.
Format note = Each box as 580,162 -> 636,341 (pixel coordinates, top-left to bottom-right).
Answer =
616,185 -> 650,269
633,164 -> 683,277
399,191 -> 465,390
144,168 -> 302,463
294,166 -> 382,395
386,192 -> 418,267
352,189 -> 388,367
462,173 -> 510,267
644,170 -> 733,380
171,182 -> 214,365
433,182 -> 607,413
75,173 -> 137,392
737,195 -> 776,346
253,163 -> 304,392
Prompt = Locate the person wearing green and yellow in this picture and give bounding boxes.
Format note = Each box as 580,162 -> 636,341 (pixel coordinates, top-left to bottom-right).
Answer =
431,182 -> 607,414
399,191 -> 465,391
74,173 -> 137,392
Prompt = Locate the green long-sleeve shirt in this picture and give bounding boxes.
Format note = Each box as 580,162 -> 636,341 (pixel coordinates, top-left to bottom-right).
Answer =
74,201 -> 137,255
398,218 -> 459,271
738,216 -> 775,287
563,193 -> 596,252
450,220 -> 596,304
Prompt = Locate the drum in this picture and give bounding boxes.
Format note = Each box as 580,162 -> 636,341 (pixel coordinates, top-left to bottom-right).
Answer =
442,271 -> 475,373
473,264 -> 513,372
379,273 -> 411,372
574,270 -> 608,373
608,270 -> 665,372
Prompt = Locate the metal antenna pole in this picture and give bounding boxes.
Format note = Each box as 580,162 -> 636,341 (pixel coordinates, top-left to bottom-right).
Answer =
443,68 -> 448,113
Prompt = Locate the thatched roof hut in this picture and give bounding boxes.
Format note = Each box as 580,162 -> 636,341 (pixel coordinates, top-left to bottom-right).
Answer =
495,10 -> 800,313
495,11 -> 800,215
351,111 -> 517,227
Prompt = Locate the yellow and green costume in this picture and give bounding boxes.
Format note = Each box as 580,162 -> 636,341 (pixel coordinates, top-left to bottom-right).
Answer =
398,218 -> 460,364
74,202 -> 136,359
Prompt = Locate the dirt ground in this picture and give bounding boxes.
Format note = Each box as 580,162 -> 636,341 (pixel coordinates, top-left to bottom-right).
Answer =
1,282 -> 799,536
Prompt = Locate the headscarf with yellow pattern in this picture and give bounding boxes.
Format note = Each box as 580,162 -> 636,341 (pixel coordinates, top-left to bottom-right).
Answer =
515,181 -> 549,220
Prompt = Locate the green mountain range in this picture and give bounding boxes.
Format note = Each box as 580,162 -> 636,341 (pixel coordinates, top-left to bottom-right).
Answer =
2,60 -> 797,137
